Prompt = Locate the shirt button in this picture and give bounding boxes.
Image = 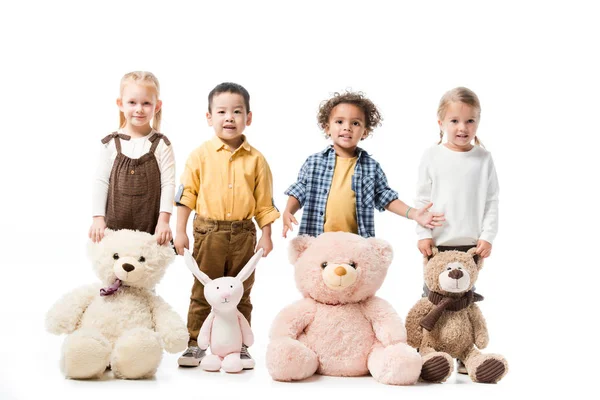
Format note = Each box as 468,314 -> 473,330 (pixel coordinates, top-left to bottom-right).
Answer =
228,184 -> 233,189
130,170 -> 135,174
328,166 -> 332,170
320,212 -> 323,216
227,212 -> 231,217
323,189 -> 327,194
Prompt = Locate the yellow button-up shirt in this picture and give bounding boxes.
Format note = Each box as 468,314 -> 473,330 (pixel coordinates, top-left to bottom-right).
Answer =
178,135 -> 280,228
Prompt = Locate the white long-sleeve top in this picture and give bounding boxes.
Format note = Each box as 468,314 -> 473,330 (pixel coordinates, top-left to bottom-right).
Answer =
92,129 -> 176,217
415,144 -> 499,246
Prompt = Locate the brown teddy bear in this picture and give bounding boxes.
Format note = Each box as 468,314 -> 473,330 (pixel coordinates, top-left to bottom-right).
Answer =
405,247 -> 508,384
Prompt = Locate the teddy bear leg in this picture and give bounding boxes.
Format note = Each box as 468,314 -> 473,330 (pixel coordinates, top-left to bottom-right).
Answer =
221,353 -> 243,373
200,354 -> 222,371
367,343 -> 422,385
464,348 -> 508,384
418,347 -> 454,383
60,328 -> 111,379
266,337 -> 319,382
111,328 -> 162,379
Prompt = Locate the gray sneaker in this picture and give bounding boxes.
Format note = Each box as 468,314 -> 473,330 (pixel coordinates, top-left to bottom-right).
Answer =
178,346 -> 206,367
240,344 -> 255,370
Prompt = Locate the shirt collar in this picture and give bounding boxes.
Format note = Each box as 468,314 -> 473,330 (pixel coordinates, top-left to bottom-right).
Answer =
321,145 -> 368,159
210,135 -> 251,153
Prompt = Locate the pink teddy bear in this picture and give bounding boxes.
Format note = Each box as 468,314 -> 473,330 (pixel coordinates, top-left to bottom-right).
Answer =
266,232 -> 422,385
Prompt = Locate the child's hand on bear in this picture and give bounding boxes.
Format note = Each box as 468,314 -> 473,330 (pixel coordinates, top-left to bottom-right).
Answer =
418,239 -> 434,257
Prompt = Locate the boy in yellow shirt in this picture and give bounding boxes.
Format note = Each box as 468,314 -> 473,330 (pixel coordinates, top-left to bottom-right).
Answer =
174,82 -> 280,368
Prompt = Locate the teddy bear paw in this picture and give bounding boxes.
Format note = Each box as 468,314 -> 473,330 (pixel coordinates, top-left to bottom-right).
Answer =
60,329 -> 111,379
368,343 -> 422,385
161,327 -> 189,353
111,328 -> 163,379
420,352 -> 454,383
266,338 -> 318,381
469,354 -> 508,384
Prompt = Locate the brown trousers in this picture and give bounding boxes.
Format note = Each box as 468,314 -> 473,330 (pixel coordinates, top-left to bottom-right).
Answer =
186,217 -> 257,346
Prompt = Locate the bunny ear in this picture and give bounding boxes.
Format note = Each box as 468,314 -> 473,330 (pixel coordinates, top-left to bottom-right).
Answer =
237,248 -> 263,283
183,249 -> 211,286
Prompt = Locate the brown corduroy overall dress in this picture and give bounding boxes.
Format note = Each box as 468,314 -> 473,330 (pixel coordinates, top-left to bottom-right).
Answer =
102,132 -> 171,234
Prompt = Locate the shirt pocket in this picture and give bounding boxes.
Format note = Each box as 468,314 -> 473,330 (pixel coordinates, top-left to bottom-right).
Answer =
118,164 -> 148,196
360,177 -> 376,208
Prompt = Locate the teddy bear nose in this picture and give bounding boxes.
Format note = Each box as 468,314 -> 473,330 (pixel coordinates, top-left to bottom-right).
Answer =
122,263 -> 135,272
448,269 -> 463,280
334,266 -> 347,276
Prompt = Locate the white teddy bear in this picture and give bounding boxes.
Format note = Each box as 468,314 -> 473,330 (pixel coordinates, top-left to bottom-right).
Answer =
46,229 -> 189,380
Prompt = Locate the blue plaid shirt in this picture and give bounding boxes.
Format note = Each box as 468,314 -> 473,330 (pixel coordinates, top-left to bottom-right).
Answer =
285,145 -> 398,238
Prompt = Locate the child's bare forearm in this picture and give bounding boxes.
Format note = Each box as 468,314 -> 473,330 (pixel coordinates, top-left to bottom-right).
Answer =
261,223 -> 272,238
285,196 -> 301,215
175,205 -> 192,234
384,199 -> 415,219
158,212 -> 171,224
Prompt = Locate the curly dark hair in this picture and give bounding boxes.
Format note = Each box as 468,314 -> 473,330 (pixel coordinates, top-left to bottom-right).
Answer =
317,91 -> 382,136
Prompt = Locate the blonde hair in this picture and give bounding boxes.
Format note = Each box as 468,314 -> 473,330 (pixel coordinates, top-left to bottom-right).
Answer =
437,86 -> 483,147
118,71 -> 162,132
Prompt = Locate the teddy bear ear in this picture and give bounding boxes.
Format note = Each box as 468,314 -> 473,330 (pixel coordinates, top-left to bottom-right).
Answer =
467,247 -> 482,269
366,237 -> 393,265
288,235 -> 314,264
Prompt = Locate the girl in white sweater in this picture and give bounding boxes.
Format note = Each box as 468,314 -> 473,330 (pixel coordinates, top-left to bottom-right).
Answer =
415,87 -> 499,259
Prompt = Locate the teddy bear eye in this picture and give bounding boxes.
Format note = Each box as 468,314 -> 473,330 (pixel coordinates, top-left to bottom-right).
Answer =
447,267 -> 451,270
321,262 -> 328,269
349,261 -> 357,268
113,253 -> 119,260
458,266 -> 462,270
230,285 -> 233,288
138,256 -> 145,262
217,287 -> 219,290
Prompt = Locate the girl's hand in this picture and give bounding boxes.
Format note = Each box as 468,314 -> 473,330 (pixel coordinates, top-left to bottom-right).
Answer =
154,220 -> 173,245
256,235 -> 273,257
89,217 -> 107,243
282,211 -> 298,238
174,232 -> 189,256
476,240 -> 492,258
413,202 -> 445,229
418,239 -> 434,257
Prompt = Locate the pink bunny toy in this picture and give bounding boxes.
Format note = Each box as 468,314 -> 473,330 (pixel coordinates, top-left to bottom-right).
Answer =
183,248 -> 263,373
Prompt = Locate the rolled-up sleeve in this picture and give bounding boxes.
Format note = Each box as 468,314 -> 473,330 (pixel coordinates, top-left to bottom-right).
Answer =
254,158 -> 281,228
373,163 -> 398,212
177,152 -> 201,211
284,158 -> 310,206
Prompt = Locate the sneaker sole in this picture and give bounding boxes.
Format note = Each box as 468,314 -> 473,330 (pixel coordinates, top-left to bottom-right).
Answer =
178,357 -> 201,367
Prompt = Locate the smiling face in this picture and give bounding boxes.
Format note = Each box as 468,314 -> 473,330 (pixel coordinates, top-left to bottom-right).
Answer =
325,103 -> 368,158
438,101 -> 479,152
117,83 -> 161,136
207,92 -> 252,149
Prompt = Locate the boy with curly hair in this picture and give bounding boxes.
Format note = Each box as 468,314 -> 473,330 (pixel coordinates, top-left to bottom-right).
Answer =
283,91 -> 444,238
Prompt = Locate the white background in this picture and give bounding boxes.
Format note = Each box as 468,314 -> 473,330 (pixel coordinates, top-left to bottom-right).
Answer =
1,0 -> 598,399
